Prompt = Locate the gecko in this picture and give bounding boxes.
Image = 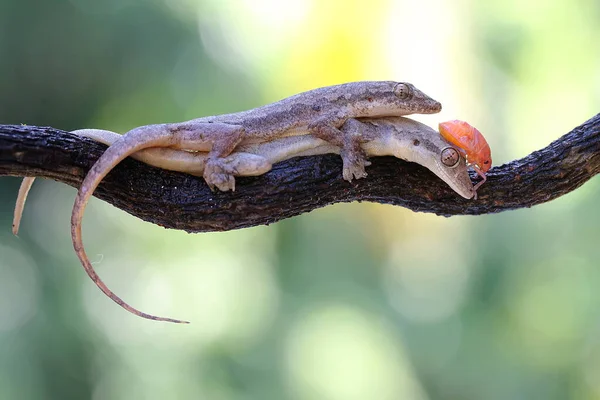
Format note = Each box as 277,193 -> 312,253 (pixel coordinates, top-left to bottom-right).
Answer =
13,117 -> 475,323
14,82 -> 448,323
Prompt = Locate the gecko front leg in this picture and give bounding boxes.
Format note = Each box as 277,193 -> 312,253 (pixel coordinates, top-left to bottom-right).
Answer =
201,129 -> 245,191
308,115 -> 371,181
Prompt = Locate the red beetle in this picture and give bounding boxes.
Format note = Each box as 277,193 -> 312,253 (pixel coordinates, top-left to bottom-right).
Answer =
439,120 -> 491,195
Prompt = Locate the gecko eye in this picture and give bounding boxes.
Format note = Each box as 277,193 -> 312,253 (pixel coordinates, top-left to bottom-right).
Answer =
393,83 -> 413,100
441,147 -> 460,168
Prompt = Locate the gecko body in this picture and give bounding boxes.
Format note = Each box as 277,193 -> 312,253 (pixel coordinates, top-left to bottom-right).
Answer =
96,81 -> 441,191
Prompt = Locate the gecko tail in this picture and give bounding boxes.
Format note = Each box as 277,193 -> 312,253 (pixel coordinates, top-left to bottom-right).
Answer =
71,224 -> 190,323
13,177 -> 36,236
72,124 -> 190,323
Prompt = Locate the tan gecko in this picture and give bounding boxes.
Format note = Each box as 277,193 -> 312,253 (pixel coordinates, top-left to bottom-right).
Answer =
15,82 -> 457,323
13,117 -> 475,322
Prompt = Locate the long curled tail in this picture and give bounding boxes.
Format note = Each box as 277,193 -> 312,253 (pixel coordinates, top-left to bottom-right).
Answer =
71,124 -> 189,323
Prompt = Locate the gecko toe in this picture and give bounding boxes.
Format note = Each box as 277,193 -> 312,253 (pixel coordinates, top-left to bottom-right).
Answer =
204,160 -> 236,191
341,148 -> 370,182
205,172 -> 236,191
343,167 -> 368,181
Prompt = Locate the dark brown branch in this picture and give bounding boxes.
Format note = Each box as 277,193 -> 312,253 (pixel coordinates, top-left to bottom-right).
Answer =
1,114 -> 599,233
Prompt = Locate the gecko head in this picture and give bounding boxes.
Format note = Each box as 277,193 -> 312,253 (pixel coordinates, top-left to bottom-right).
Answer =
391,82 -> 442,114
427,144 -> 475,199
379,116 -> 474,199
366,81 -> 442,117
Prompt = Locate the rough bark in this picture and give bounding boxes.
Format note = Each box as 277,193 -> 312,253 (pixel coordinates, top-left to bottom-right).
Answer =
1,114 -> 599,233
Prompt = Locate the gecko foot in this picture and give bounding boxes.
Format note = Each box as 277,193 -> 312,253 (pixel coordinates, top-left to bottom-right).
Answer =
204,159 -> 237,191
341,147 -> 371,182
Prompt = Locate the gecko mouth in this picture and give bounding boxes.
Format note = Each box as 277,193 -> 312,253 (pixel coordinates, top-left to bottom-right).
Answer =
410,99 -> 442,114
448,179 -> 475,199
426,100 -> 442,113
433,162 -> 475,199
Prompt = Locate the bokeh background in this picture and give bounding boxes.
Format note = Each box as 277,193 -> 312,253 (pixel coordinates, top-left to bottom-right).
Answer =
1,0 -> 600,398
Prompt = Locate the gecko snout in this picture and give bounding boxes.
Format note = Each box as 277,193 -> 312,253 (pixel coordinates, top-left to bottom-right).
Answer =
407,85 -> 442,114
415,98 -> 442,114
429,100 -> 442,113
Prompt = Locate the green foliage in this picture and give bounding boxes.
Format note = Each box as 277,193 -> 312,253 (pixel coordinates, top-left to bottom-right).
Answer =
1,0 -> 599,399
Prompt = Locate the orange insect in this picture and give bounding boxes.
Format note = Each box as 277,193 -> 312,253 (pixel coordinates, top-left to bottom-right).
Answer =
438,120 -> 491,195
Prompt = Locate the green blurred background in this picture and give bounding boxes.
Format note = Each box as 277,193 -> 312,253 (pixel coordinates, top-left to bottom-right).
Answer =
1,0 -> 600,398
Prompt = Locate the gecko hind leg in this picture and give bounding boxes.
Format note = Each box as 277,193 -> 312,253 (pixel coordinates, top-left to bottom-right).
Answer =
157,120 -> 246,191
201,130 -> 246,191
309,117 -> 371,181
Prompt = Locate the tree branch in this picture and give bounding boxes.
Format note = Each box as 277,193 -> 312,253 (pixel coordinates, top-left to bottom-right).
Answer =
1,114 -> 599,233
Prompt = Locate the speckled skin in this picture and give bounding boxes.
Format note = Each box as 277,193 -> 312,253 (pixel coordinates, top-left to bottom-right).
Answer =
26,81 -> 444,324
200,81 -> 441,137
